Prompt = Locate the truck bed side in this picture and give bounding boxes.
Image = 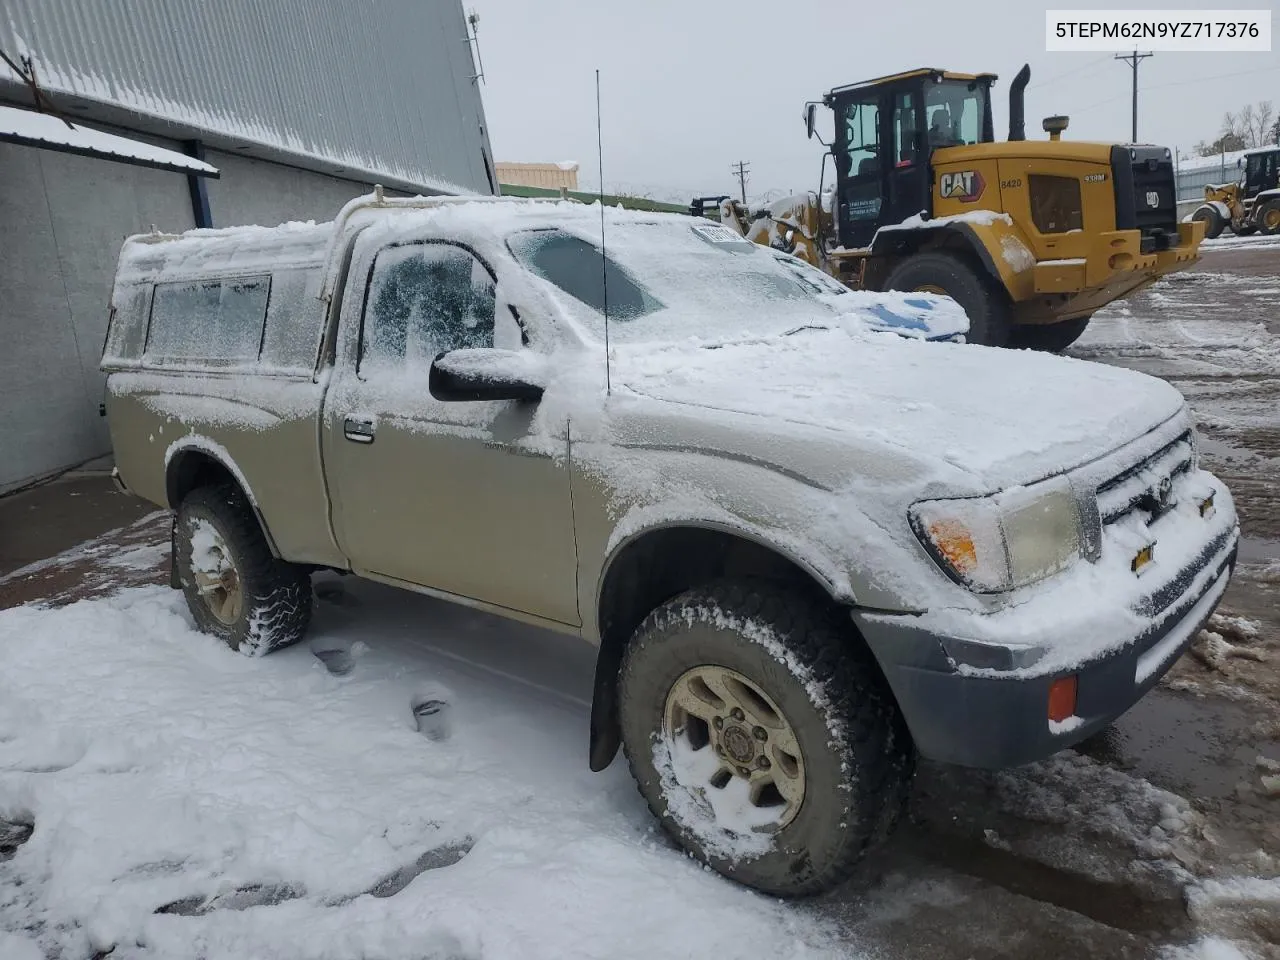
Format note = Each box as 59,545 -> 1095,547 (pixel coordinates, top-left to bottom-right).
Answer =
101,224 -> 347,569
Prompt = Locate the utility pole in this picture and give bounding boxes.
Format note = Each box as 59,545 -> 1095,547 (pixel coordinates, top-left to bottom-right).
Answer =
1115,50 -> 1153,143
730,160 -> 750,204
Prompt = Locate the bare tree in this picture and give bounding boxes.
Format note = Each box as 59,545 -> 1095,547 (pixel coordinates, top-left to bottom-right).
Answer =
1240,104 -> 1256,145
1254,100 -> 1275,147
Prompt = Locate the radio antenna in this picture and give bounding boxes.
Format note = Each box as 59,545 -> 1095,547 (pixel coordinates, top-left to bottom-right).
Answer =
596,68 -> 611,394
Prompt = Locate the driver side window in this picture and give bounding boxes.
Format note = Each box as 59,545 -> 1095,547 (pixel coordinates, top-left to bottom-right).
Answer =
361,242 -> 496,374
842,98 -> 881,221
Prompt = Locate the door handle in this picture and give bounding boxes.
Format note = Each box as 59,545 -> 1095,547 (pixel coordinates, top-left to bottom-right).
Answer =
344,417 -> 375,444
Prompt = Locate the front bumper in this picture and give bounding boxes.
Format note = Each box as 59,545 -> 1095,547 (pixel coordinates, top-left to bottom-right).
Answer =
855,526 -> 1238,770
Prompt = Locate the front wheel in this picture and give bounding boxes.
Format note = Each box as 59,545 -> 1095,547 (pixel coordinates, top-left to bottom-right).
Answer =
1010,315 -> 1092,352
618,580 -> 915,898
175,484 -> 313,656
884,252 -> 1012,347
1191,204 -> 1225,240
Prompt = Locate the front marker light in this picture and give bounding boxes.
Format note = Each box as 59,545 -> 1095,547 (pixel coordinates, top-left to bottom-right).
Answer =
911,497 -> 1010,592
911,477 -> 1083,593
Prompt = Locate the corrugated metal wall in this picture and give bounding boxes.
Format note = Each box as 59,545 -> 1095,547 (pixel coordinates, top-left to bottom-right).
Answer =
0,0 -> 495,196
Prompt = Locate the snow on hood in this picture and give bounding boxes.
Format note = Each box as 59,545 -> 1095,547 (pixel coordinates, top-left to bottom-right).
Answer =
823,290 -> 969,341
614,328 -> 1186,489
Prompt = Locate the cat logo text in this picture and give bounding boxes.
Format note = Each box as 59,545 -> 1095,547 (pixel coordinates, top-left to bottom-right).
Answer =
939,170 -> 985,203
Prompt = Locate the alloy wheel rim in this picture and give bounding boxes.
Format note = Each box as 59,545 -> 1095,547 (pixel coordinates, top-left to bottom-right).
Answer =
663,664 -> 806,830
191,528 -> 243,625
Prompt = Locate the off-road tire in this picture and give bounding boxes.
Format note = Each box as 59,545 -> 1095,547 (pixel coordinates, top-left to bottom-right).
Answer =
618,579 -> 915,898
1010,315 -> 1091,353
1256,199 -> 1280,236
1191,204 -> 1225,240
883,252 -> 1012,347
175,484 -> 312,656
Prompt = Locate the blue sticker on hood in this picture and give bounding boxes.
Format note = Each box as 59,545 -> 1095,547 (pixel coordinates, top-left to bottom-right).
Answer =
866,303 -> 931,331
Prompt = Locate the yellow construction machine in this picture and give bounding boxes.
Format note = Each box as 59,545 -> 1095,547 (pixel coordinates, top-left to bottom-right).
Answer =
704,66 -> 1204,350
1190,147 -> 1280,239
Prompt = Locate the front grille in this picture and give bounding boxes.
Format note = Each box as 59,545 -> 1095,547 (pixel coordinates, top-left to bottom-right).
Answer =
1095,430 -> 1194,526
1111,146 -> 1178,251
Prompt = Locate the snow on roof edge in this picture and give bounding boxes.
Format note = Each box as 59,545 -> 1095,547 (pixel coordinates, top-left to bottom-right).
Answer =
0,104 -> 218,176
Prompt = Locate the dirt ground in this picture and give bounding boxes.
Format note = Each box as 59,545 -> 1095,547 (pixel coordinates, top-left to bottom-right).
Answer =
1,238 -> 1278,959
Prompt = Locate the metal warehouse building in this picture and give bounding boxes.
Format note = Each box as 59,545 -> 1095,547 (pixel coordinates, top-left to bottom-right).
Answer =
0,0 -> 496,493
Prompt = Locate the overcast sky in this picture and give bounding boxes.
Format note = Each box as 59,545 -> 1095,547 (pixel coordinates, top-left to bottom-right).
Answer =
469,0 -> 1279,201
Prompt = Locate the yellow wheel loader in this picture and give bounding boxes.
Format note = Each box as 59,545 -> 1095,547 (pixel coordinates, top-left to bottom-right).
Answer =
704,66 -> 1204,350
1191,147 -> 1280,239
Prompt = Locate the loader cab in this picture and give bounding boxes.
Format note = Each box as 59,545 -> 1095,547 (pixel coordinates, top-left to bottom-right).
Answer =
1242,149 -> 1280,199
822,69 -> 996,249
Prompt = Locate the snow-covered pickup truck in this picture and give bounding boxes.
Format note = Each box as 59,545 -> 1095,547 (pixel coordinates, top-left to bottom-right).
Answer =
101,192 -> 1239,898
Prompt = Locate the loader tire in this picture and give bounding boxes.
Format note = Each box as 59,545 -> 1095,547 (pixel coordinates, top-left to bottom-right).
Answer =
1257,200 -> 1280,236
1010,315 -> 1091,353
1191,204 -> 1224,240
884,252 -> 1012,347
175,483 -> 312,656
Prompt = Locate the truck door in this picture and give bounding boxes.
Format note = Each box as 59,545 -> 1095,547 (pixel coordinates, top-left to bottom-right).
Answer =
322,234 -> 580,626
885,89 -> 928,227
836,94 -> 884,249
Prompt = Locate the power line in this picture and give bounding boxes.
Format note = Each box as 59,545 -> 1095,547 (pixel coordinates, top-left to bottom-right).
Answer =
1074,64 -> 1280,115
730,160 -> 750,204
1028,54 -> 1113,90
1115,50 -> 1153,143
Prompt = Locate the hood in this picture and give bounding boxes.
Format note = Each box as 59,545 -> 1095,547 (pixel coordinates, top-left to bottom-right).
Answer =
615,329 -> 1186,490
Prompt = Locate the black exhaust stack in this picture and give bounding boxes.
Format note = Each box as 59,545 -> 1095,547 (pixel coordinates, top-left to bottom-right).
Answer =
1008,63 -> 1031,141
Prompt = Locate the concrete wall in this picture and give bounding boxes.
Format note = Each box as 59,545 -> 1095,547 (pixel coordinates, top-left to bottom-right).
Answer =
202,151 -> 371,227
0,138 -> 195,493
0,134 -> 398,494
495,163 -> 580,191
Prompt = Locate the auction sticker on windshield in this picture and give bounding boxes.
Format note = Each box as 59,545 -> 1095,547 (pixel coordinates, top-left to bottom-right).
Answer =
690,223 -> 752,246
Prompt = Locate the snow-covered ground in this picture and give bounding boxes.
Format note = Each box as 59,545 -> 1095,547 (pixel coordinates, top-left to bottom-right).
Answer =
1201,233 -> 1280,251
3,544 -> 1277,960
0,580 -> 850,960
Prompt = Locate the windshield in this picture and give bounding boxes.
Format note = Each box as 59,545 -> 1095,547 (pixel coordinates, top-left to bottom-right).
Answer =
926,80 -> 988,147
506,220 -> 836,343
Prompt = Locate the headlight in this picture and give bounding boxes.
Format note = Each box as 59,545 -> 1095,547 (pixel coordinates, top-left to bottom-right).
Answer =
910,476 -> 1082,592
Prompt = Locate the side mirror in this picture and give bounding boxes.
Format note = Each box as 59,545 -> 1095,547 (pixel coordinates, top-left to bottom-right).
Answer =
429,348 -> 547,402
804,103 -> 817,140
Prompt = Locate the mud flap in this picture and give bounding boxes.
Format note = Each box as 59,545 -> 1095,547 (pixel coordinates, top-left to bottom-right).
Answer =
169,513 -> 181,590
588,644 -> 623,772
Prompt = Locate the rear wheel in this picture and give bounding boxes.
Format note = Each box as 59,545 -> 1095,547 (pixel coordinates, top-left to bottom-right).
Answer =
618,580 -> 915,898
884,252 -> 1012,347
1257,199 -> 1280,236
175,484 -> 312,656
1010,315 -> 1092,353
1191,204 -> 1225,240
